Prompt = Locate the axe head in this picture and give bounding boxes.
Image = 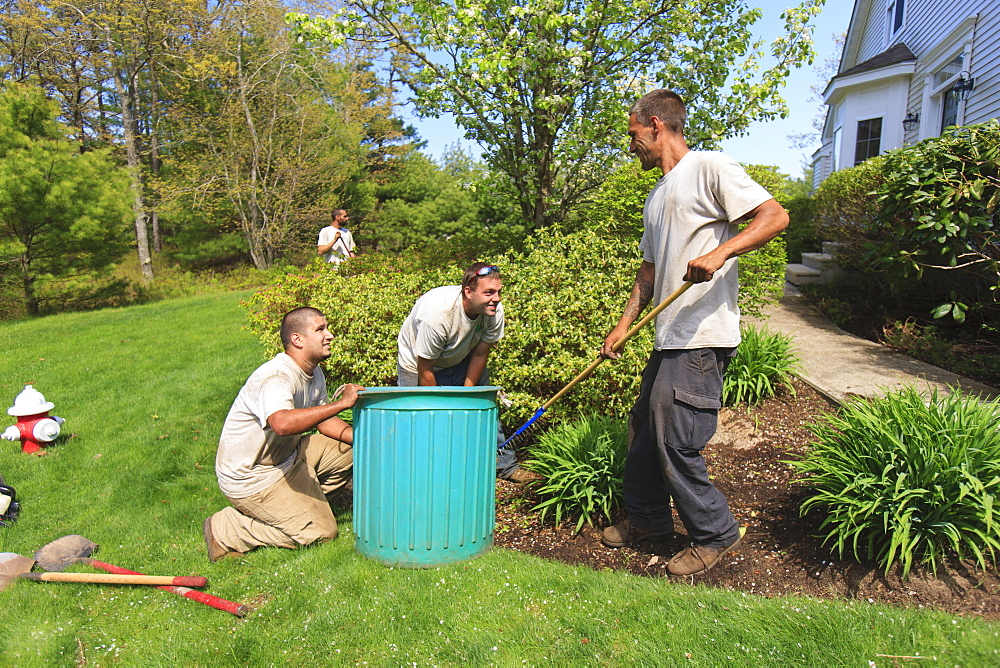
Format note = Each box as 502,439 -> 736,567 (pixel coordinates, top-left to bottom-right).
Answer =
34,534 -> 98,572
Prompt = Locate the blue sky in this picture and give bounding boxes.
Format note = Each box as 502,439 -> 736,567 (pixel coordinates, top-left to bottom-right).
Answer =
402,1 -> 851,180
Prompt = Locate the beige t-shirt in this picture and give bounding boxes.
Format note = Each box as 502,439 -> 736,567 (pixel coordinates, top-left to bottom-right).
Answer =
396,285 -> 504,378
639,151 -> 772,350
215,353 -> 327,498
318,226 -> 356,263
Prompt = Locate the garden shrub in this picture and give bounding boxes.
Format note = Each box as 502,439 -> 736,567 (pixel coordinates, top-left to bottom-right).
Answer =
722,325 -> 799,406
580,159 -> 658,239
790,386 -> 1000,578
731,165 -> 789,318
524,413 -> 627,532
812,122 -> 1000,332
783,193 -> 819,264
245,225 -> 787,428
872,120 -> 1000,328
812,155 -> 887,269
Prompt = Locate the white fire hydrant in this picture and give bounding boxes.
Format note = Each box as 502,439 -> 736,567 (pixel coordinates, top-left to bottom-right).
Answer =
2,384 -> 65,454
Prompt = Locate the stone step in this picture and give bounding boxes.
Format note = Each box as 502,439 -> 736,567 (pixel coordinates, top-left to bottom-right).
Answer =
822,241 -> 845,256
801,252 -> 837,272
785,263 -> 822,286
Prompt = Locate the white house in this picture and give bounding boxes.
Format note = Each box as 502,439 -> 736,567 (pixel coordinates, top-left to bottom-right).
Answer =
811,0 -> 1000,188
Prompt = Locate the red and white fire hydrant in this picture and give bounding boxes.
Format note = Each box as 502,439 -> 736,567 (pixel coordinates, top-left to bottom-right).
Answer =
2,385 -> 65,454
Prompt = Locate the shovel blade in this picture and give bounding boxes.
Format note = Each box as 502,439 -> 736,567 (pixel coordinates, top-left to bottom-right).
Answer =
0,552 -> 37,590
34,534 -> 98,572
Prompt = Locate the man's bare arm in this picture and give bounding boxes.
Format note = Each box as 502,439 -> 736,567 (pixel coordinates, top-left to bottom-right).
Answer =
601,261 -> 655,359
463,340 -> 493,386
267,384 -> 363,436
416,357 -> 439,386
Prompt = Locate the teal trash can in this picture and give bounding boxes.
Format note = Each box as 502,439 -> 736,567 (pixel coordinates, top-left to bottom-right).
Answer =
353,386 -> 499,568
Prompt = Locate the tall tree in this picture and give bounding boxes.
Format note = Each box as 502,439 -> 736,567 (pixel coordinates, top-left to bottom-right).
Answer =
1,0 -> 214,280
159,1 -> 380,269
290,0 -> 826,230
788,30 -> 846,151
0,82 -> 130,315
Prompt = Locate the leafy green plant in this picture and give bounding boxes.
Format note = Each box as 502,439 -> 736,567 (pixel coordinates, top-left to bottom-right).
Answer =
881,319 -> 957,370
722,325 -> 799,406
790,386 -> 1000,578
873,121 -> 1000,318
525,414 -> 628,533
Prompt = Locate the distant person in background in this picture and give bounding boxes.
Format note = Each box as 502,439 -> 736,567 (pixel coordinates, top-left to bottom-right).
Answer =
317,208 -> 357,264
397,262 -> 541,484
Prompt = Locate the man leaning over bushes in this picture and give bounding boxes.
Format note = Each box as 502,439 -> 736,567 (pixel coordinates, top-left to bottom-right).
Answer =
397,262 -> 541,484
599,89 -> 788,575
203,307 -> 364,561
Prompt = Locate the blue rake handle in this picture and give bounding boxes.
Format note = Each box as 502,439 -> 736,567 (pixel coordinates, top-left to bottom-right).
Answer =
500,281 -> 694,451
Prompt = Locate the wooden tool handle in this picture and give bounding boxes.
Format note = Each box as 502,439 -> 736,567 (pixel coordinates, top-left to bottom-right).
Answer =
541,281 -> 694,410
21,572 -> 207,587
85,559 -> 248,618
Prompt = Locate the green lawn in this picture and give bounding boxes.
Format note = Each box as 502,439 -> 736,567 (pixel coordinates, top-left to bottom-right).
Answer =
0,293 -> 997,665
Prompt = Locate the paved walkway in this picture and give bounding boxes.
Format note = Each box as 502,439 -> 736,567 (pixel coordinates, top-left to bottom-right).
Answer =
744,284 -> 999,405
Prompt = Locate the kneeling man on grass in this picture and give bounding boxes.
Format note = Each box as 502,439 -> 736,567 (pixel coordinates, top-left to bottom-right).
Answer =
203,307 -> 364,561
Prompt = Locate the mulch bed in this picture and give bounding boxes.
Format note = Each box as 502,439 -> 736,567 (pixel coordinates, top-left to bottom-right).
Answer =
494,379 -> 1000,620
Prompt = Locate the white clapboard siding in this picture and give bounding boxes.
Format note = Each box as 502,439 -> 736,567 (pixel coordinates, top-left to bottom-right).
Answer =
814,0 -> 1000,187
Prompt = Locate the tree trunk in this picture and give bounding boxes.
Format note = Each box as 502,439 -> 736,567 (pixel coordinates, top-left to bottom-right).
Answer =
19,253 -> 38,316
149,64 -> 162,253
112,63 -> 153,281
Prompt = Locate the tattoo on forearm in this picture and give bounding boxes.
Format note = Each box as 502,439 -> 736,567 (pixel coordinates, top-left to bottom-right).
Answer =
623,276 -> 654,321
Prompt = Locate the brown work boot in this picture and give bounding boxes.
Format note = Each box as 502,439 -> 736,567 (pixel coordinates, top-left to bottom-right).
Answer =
601,518 -> 673,548
504,468 -> 543,484
667,535 -> 742,576
203,517 -> 243,562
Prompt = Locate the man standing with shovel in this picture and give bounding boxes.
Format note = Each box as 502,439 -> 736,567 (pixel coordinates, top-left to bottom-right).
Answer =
599,89 -> 788,575
204,307 -> 364,561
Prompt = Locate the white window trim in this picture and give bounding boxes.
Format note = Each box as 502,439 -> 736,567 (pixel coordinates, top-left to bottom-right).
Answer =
885,0 -> 906,45
918,18 -> 977,139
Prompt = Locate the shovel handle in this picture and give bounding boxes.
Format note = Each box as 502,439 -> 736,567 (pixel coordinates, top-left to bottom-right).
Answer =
541,281 -> 694,410
85,559 -> 248,618
21,571 -> 207,586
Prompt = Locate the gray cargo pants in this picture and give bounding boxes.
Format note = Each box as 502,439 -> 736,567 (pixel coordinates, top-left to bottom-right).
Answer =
623,347 -> 741,548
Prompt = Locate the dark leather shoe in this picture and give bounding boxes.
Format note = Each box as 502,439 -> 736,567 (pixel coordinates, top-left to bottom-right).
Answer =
203,517 -> 244,562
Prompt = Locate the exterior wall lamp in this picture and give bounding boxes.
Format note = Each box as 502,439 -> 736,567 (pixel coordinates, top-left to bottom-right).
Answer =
953,71 -> 975,101
902,111 -> 920,131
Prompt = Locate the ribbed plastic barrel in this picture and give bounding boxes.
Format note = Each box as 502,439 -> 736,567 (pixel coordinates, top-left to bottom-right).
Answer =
353,386 -> 499,568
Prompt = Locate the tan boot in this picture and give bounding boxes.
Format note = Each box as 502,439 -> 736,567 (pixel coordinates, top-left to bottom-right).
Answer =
667,535 -> 742,575
505,468 -> 543,484
601,518 -> 673,548
203,517 -> 244,562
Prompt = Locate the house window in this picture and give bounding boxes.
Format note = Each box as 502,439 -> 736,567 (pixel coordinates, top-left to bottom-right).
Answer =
832,125 -> 842,171
934,55 -> 964,88
942,88 -> 959,129
887,0 -> 905,36
854,118 -> 882,164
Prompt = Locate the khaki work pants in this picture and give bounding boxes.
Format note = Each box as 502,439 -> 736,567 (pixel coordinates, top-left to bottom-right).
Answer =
210,434 -> 352,553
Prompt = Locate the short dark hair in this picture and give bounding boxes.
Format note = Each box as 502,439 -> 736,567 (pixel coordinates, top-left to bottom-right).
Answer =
630,89 -> 686,134
461,262 -> 501,292
279,307 -> 324,349
331,208 -> 346,221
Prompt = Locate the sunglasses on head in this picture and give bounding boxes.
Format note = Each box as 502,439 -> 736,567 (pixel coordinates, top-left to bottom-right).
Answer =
476,265 -> 500,276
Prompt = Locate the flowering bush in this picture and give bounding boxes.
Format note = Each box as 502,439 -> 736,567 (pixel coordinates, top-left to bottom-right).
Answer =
245,226 -> 785,427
